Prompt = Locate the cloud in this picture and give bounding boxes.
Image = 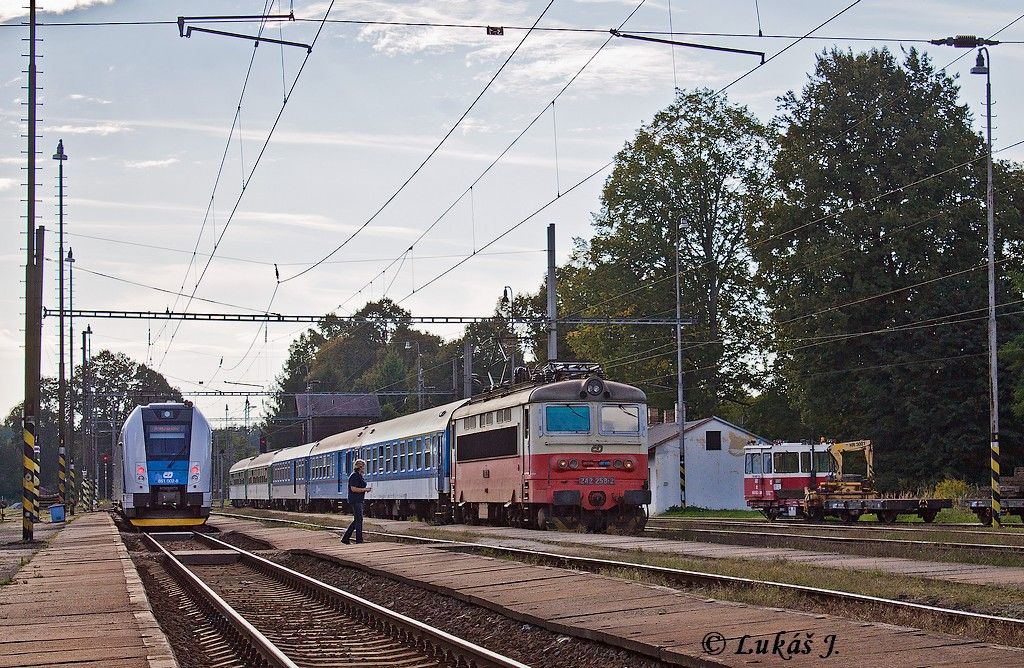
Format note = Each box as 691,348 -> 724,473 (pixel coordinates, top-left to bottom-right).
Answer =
49,122 -> 132,136
69,93 -> 112,105
0,177 -> 17,191
125,157 -> 179,169
1,0 -> 115,23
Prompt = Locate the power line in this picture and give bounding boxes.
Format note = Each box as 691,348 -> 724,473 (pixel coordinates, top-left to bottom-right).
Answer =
280,0 -> 559,283
8,16 -> 1023,44
157,2 -> 339,369
331,0 -> 650,314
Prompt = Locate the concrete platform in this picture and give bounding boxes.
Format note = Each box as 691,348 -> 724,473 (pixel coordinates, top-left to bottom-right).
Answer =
210,514 -> 1024,668
0,513 -> 178,668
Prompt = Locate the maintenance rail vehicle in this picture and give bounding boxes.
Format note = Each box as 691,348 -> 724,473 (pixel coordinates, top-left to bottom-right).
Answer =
744,439 -> 951,523
230,362 -> 651,533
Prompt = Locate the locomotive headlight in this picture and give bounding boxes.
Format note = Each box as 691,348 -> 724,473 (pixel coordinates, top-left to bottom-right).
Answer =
623,459 -> 635,471
556,458 -> 569,470
190,475 -> 199,482
568,458 -> 579,470
584,377 -> 605,397
613,459 -> 624,469
162,410 -> 172,418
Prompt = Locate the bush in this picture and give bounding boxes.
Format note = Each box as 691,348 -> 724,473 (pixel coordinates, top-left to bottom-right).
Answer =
933,478 -> 970,501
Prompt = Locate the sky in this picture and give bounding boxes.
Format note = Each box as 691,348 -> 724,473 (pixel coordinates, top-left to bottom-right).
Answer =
1,0 -> 1023,429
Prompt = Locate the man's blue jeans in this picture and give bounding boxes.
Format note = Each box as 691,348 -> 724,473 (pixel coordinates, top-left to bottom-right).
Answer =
343,502 -> 364,543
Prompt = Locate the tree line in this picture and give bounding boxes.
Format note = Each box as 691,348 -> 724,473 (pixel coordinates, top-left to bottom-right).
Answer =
5,48 -> 1022,494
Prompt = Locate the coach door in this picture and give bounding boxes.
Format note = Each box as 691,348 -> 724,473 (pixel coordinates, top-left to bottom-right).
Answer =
521,407 -> 530,501
436,431 -> 446,494
343,451 -> 353,493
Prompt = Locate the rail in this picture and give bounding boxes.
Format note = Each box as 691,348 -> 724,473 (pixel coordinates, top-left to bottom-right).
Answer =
211,511 -> 1024,635
192,531 -> 531,668
142,533 -> 298,668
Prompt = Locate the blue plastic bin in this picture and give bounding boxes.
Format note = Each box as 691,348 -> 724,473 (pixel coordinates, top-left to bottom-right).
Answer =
49,503 -> 65,523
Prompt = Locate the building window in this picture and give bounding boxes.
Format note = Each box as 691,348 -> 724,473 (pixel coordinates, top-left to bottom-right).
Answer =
706,430 -> 722,451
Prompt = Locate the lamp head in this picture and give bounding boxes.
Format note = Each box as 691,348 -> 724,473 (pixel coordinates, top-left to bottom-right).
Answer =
970,50 -> 989,75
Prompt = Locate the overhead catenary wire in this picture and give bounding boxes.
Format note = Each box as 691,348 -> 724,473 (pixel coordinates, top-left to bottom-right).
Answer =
9,16 -> 1024,44
332,0 -> 650,314
280,0 -> 559,284
157,2 -> 340,370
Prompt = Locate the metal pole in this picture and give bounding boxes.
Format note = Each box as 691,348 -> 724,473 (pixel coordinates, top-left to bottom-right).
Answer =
463,340 -> 473,398
546,224 -> 558,361
55,140 -> 68,508
416,343 -> 423,410
21,0 -> 39,542
982,53 -> 1001,526
676,217 -> 686,507
67,249 -> 76,514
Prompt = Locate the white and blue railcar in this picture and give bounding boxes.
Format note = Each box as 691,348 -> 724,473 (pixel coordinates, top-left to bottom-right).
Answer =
270,442 -> 317,510
351,399 -> 467,520
114,401 -> 212,527
306,428 -> 365,511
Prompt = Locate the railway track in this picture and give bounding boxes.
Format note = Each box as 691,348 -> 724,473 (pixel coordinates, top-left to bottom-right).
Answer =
141,530 -> 529,668
649,516 -> 1024,541
212,512 -> 1024,639
643,524 -> 1024,553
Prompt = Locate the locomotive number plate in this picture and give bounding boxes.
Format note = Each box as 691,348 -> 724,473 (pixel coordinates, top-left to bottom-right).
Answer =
579,476 -> 615,485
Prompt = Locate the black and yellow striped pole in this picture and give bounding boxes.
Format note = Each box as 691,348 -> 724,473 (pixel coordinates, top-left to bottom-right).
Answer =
69,462 -> 76,515
22,420 -> 38,539
992,433 -> 1001,527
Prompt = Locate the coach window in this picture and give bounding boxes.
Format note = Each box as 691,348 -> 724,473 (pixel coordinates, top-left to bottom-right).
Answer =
544,405 -> 591,434
800,452 -> 811,472
814,451 -> 833,473
408,440 -> 416,470
763,453 -> 773,473
415,439 -> 423,469
378,446 -> 384,473
600,404 -> 640,434
424,437 -> 433,469
773,452 -> 800,474
392,443 -> 399,472
464,415 -> 476,430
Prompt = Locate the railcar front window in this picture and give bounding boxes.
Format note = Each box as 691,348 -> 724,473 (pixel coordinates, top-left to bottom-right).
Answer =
145,427 -> 189,459
600,404 -> 640,434
773,452 -> 800,474
545,405 -> 591,433
745,453 -> 764,474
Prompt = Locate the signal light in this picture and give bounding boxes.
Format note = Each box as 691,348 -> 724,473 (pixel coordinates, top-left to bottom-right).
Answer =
136,465 -> 145,475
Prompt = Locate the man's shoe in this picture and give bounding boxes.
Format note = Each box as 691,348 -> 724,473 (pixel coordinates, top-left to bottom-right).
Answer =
355,540 -> 363,544
341,539 -> 350,545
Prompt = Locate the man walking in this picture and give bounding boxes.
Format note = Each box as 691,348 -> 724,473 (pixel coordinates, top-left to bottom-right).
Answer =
342,459 -> 371,544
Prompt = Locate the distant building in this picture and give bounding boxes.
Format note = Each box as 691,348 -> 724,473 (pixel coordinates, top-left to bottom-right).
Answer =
293,393 -> 381,442
648,416 -> 769,513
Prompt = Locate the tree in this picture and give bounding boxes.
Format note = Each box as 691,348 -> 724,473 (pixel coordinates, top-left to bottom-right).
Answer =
754,48 -> 1024,487
558,88 -> 774,415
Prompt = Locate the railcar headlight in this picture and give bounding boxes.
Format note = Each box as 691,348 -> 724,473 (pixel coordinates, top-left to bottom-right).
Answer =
584,377 -> 605,397
568,458 -> 579,470
556,458 -> 569,470
623,459 -> 635,471
613,459 -> 624,469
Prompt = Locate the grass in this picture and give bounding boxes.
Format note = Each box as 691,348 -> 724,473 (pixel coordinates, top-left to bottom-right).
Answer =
660,507 -> 766,519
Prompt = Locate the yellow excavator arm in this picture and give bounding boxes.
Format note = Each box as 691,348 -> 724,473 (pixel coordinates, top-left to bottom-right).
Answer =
828,440 -> 873,480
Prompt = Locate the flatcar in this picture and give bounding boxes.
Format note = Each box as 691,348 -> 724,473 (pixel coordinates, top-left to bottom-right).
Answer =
113,401 -> 212,527
229,362 -> 651,533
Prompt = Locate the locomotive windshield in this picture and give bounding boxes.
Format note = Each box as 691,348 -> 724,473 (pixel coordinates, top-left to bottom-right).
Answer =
544,405 -> 591,433
145,424 -> 191,460
600,404 -> 640,433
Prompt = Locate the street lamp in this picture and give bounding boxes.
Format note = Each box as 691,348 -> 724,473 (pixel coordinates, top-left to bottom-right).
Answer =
501,286 -> 515,381
404,341 -> 422,410
931,35 -> 1000,524
973,47 -> 1001,527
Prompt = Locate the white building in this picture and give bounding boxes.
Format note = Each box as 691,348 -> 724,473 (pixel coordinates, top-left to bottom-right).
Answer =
647,416 -> 769,513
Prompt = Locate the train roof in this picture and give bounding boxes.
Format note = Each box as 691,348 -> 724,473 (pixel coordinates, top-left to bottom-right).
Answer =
271,441 -> 318,464
358,398 -> 469,446
228,455 -> 259,474
454,377 -> 646,414
237,450 -> 277,471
